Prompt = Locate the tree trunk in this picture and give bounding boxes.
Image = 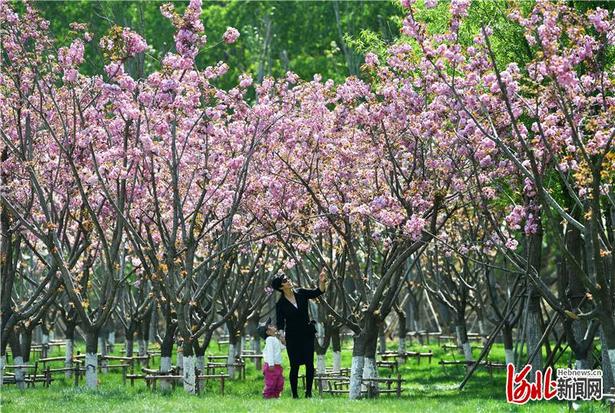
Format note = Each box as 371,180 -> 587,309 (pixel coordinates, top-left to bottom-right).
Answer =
20,328 -> 33,363
98,335 -> 108,373
65,322 -> 76,378
349,335 -> 366,400
363,325 -> 379,398
397,311 -> 407,355
455,322 -> 473,366
0,354 -> 5,387
10,332 -> 24,390
41,324 -> 50,359
159,356 -> 173,392
85,329 -> 99,389
349,314 -> 378,400
502,324 -> 514,366
159,324 -> 175,391
331,328 -> 342,373
148,309 -> 157,344
599,321 -> 615,392
124,328 -> 134,358
177,343 -> 184,374
193,339 -> 206,375
524,223 -> 544,381
108,330 -> 116,354
378,324 -> 386,354
525,291 -> 543,380
138,337 -> 147,358
227,340 -> 237,379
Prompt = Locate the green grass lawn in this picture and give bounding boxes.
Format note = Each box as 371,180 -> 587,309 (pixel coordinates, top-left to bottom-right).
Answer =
0,338 -> 606,412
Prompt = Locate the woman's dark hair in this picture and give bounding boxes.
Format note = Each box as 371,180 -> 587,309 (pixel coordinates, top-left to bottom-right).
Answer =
270,275 -> 286,292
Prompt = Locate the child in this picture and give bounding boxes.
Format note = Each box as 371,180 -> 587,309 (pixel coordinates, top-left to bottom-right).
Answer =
258,318 -> 286,399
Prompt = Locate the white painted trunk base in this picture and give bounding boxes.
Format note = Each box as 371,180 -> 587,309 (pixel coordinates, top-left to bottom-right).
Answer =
42,334 -> 49,358
108,332 -> 116,352
362,357 -> 378,397
398,337 -> 406,354
85,352 -> 98,388
349,356 -> 364,400
227,344 -> 236,379
183,355 -> 196,394
98,337 -> 108,373
462,342 -> 473,361
0,354 -> 5,386
14,356 -> 25,390
316,354 -> 326,374
332,351 -> 341,373
159,356 -> 172,391
505,349 -> 514,366
196,356 -> 205,373
478,321 -> 488,344
65,339 -> 74,378
609,350 -> 615,386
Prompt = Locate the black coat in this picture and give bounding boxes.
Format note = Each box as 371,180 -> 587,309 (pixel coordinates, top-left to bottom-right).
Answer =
275,287 -> 323,365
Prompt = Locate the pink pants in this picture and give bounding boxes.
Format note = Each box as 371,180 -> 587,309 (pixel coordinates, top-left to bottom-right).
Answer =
263,363 -> 284,398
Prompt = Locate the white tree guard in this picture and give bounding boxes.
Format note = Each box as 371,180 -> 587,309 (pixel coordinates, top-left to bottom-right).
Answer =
65,339 -> 74,378
183,355 -> 196,394
14,356 -> 25,390
316,354 -> 326,374
349,356 -> 365,400
332,351 -> 341,373
85,352 -> 98,388
159,356 -> 172,391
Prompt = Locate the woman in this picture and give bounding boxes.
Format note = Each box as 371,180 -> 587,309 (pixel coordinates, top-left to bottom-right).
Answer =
271,270 -> 327,398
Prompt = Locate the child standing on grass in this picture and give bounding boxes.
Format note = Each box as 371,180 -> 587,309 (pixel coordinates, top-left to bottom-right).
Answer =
258,318 -> 286,399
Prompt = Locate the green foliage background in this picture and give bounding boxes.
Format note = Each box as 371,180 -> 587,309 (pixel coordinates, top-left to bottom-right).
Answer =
26,0 -> 401,88
19,0 -> 614,90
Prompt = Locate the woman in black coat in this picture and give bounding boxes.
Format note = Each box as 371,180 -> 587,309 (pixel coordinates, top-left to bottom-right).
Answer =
271,271 -> 327,398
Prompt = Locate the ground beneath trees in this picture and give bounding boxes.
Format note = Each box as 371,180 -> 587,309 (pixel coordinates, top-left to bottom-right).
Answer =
0,341 -> 604,412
